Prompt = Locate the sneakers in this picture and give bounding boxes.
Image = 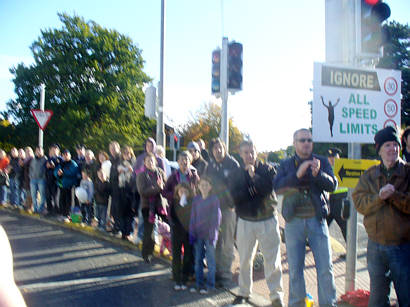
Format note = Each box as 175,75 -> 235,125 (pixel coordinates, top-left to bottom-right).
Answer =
173,283 -> 187,291
174,284 -> 181,291
189,287 -> 197,293
199,288 -> 208,295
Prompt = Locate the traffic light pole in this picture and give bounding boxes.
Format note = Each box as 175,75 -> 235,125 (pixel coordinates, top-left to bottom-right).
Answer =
220,37 -> 229,151
157,0 -> 166,147
325,0 -> 359,293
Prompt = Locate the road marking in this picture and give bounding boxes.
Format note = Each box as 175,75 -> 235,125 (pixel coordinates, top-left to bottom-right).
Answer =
19,268 -> 170,291
9,230 -> 64,240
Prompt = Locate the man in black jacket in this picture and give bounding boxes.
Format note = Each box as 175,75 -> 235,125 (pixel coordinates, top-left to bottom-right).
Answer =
230,140 -> 283,306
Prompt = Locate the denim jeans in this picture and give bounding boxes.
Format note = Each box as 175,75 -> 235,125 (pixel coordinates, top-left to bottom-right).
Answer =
9,177 -> 20,206
80,203 -> 93,225
285,217 -> 336,307
0,185 -> 8,204
194,239 -> 216,289
30,179 -> 46,213
367,239 -> 410,307
95,204 -> 107,229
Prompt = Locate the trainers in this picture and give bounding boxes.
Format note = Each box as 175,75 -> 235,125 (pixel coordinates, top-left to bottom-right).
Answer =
173,284 -> 181,291
199,288 -> 208,295
189,287 -> 197,293
180,284 -> 187,291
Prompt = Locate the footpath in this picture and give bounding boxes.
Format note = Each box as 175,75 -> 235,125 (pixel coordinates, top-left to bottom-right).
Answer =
1,204 -> 389,307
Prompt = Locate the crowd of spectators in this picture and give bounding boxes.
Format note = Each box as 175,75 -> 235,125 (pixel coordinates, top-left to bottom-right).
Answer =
0,126 -> 409,307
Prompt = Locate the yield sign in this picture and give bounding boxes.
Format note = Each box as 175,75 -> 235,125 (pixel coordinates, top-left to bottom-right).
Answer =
31,109 -> 53,130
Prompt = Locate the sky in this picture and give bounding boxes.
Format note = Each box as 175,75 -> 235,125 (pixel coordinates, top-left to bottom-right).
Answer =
0,0 -> 409,151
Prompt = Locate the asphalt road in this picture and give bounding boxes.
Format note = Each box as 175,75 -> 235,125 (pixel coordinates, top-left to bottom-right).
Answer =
0,210 -> 236,307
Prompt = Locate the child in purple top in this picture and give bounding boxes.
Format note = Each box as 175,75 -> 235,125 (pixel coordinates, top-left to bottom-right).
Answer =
189,176 -> 221,294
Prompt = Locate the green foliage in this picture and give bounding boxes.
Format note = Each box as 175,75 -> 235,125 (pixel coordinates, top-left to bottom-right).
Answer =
378,21 -> 410,126
180,102 -> 245,154
4,13 -> 154,150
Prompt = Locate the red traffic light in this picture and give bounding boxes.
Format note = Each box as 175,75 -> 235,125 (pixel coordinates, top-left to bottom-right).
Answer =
365,0 -> 379,5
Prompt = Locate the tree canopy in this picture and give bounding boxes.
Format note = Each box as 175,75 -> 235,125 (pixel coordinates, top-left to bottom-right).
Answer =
180,102 -> 244,153
3,13 -> 154,150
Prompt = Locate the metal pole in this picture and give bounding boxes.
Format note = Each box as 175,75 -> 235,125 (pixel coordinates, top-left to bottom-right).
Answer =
157,0 -> 166,147
220,37 -> 229,151
326,0 -> 359,293
39,84 -> 45,148
346,143 -> 360,292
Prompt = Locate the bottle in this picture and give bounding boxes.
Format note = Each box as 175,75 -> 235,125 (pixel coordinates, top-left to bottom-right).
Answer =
305,293 -> 314,307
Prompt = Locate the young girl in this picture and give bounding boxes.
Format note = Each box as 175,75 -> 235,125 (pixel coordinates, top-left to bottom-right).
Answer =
189,176 -> 221,294
171,182 -> 194,291
78,169 -> 94,225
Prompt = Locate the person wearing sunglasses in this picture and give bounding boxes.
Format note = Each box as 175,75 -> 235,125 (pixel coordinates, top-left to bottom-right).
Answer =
274,128 -> 337,307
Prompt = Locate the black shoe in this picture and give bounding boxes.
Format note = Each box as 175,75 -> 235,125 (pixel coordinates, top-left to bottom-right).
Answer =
271,298 -> 284,307
143,256 -> 151,264
232,296 -> 249,305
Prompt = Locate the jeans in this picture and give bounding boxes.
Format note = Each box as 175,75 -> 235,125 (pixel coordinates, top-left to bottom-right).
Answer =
194,239 -> 216,289
137,207 -> 144,239
1,185 -> 8,204
367,239 -> 410,307
30,179 -> 46,213
95,204 -> 108,229
285,217 -> 336,307
80,203 -> 93,225
9,177 -> 20,206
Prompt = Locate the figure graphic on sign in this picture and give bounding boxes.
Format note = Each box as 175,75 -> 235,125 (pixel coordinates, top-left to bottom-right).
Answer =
321,96 -> 340,137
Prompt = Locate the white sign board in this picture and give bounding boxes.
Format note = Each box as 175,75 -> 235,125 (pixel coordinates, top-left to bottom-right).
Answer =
313,62 -> 401,143
31,109 -> 53,130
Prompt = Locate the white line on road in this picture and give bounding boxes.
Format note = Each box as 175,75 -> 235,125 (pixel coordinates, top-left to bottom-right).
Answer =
19,268 -> 170,291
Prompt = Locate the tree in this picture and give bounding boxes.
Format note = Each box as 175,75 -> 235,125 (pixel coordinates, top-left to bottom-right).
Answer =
4,13 -> 154,150
378,21 -> 410,126
180,102 -> 244,153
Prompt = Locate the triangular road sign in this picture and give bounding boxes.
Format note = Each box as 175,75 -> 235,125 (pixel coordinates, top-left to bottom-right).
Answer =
31,109 -> 53,130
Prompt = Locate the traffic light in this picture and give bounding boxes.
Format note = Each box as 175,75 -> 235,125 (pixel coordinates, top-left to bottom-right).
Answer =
211,49 -> 221,94
360,0 -> 391,55
228,42 -> 243,91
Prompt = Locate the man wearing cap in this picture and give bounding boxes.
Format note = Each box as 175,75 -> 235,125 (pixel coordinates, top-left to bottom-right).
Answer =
326,148 -> 348,244
187,141 -> 208,177
353,126 -> 410,307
